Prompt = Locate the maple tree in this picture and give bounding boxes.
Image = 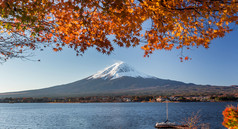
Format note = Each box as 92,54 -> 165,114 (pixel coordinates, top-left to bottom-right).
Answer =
0,0 -> 237,62
223,105 -> 238,129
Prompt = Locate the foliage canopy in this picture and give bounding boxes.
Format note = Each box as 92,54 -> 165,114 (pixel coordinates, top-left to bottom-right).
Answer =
223,105 -> 238,129
0,0 -> 237,62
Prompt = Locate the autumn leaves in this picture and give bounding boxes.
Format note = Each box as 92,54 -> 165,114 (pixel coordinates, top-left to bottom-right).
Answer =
140,0 -> 237,61
223,105 -> 238,129
0,0 -> 237,62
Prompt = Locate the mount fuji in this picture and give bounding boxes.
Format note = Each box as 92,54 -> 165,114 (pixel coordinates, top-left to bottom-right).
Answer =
88,61 -> 155,80
0,62 -> 237,98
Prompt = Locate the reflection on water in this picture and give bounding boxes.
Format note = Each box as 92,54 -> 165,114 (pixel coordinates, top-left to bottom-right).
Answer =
0,102 -> 237,129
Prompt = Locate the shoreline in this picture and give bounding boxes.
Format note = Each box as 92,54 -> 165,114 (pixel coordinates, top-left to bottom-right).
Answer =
1,95 -> 237,103
3,101 -> 238,104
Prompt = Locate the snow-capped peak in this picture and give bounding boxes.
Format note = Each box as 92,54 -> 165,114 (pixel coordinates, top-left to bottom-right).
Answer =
88,61 -> 155,80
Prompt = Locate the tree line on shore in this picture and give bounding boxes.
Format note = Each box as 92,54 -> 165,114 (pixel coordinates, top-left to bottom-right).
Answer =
0,94 -> 237,103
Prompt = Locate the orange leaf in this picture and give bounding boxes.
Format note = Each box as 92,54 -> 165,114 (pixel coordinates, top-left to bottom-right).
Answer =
53,48 -> 58,52
185,56 -> 189,60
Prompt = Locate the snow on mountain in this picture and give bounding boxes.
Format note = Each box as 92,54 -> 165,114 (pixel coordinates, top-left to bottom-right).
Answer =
88,61 -> 156,80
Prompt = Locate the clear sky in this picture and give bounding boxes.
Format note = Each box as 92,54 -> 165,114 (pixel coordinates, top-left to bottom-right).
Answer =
0,28 -> 238,93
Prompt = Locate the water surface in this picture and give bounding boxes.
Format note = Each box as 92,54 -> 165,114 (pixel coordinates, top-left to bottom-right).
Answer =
0,102 -> 237,129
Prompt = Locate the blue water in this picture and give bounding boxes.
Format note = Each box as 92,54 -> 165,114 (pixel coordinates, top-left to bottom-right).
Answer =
0,102 -> 237,129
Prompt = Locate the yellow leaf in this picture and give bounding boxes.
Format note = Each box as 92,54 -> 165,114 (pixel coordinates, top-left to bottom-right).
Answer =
226,21 -> 229,25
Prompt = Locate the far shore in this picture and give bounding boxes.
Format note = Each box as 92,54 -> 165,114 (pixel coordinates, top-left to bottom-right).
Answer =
1,94 -> 237,103
4,101 -> 238,104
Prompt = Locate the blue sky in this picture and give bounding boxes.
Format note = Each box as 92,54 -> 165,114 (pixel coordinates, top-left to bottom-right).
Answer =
0,28 -> 238,93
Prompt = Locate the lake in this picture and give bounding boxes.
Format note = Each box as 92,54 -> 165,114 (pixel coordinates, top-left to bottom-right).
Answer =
0,102 -> 237,129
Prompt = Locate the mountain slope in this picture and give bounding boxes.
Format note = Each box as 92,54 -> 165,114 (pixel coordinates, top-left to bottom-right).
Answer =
0,76 -> 187,97
0,62 -> 237,98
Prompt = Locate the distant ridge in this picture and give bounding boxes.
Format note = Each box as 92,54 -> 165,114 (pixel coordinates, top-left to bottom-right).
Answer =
0,62 -> 237,98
